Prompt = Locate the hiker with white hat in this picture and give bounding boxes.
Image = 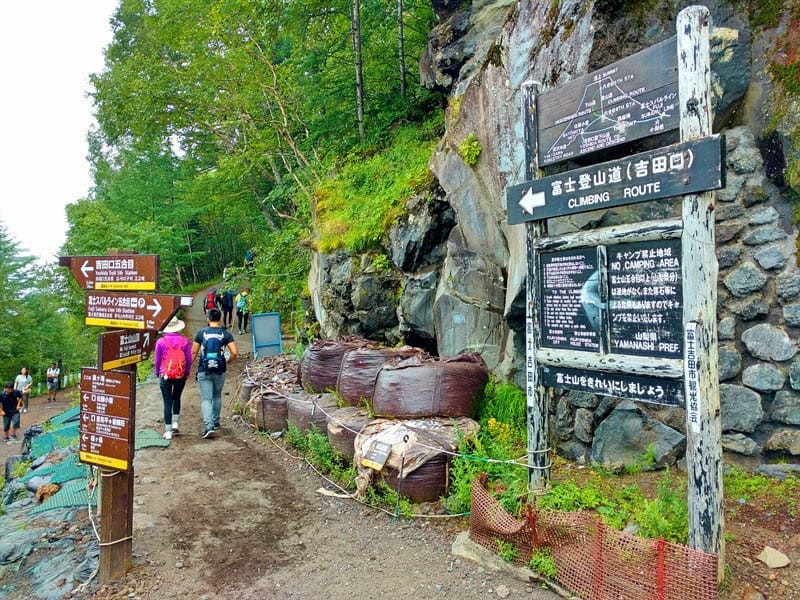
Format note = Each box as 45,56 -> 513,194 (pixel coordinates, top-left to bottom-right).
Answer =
153,315 -> 193,439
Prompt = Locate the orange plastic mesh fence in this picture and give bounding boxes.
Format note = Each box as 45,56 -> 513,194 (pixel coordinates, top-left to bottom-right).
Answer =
469,475 -> 718,600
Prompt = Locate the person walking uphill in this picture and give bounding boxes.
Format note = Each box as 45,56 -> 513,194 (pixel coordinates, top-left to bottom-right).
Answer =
154,316 -> 193,440
1,381 -> 23,442
234,287 -> 252,334
192,308 -> 238,439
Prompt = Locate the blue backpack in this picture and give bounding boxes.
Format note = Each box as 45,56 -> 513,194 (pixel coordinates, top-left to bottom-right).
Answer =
200,330 -> 227,373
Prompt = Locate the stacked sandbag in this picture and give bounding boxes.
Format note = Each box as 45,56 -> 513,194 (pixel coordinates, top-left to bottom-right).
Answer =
353,418 -> 480,503
371,353 -> 489,419
299,337 -> 370,392
336,344 -> 425,407
326,406 -> 373,460
249,388 -> 290,432
287,392 -> 339,434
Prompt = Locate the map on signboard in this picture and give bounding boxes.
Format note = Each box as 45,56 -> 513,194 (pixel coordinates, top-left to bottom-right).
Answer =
537,37 -> 678,167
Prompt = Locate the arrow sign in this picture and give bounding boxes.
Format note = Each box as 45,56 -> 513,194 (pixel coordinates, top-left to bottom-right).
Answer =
519,188 -> 546,215
85,292 -> 193,331
506,135 -> 725,224
98,329 -> 158,371
59,254 -> 159,291
79,368 -> 134,471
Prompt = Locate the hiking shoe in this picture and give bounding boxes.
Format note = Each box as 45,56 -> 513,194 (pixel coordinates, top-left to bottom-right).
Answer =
202,429 -> 215,439
213,424 -> 220,431
171,426 -> 179,434
10,434 -> 18,440
163,430 -> 173,440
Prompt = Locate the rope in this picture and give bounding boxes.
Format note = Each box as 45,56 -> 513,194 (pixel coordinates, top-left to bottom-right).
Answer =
273,391 -> 549,469
259,427 -> 468,520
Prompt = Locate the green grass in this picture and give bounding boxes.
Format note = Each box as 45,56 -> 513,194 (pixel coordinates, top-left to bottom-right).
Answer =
315,116 -> 441,253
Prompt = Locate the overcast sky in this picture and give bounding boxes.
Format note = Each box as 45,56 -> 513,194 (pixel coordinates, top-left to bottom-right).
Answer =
0,1 -> 117,264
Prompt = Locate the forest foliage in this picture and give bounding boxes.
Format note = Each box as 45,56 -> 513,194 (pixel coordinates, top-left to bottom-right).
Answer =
5,0 -> 443,382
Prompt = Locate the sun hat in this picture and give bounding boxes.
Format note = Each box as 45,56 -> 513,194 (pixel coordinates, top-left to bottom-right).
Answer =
162,317 -> 186,333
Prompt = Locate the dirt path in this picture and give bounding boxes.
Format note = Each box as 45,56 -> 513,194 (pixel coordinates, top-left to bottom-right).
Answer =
55,288 -> 557,600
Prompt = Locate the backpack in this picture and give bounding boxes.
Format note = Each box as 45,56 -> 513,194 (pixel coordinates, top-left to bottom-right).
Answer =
200,330 -> 227,373
163,337 -> 186,379
206,292 -> 216,309
236,294 -> 249,313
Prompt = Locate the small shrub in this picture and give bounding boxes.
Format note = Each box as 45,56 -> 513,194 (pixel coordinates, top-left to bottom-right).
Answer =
530,548 -> 558,579
496,538 -> 519,562
458,133 -> 482,166
11,460 -> 31,480
285,423 -> 309,452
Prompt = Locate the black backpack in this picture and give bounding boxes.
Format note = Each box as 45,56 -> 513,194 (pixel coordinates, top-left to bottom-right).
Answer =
199,330 -> 227,373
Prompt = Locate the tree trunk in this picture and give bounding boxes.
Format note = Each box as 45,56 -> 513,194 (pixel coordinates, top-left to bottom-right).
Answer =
352,0 -> 366,143
397,0 -> 407,99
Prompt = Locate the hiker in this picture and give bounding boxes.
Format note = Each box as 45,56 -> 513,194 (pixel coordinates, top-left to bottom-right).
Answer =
154,316 -> 193,440
219,288 -> 235,329
234,287 -> 252,334
14,366 -> 32,413
192,308 -> 238,439
204,287 -> 219,316
1,381 -> 23,442
46,362 -> 60,403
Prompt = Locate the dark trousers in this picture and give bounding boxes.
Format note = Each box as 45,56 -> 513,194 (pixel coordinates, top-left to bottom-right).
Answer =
159,377 -> 186,425
237,310 -> 250,332
222,307 -> 233,327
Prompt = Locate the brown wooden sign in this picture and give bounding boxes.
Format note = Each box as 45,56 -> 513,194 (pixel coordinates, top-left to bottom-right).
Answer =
85,292 -> 193,331
98,329 -> 157,371
536,36 -> 678,166
507,135 -> 724,223
79,368 -> 134,471
59,254 -> 159,291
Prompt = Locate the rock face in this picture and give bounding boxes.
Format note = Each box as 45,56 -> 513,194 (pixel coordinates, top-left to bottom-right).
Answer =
307,1 -> 800,469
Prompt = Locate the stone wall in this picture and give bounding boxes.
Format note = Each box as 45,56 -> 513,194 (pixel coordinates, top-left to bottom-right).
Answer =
307,0 -> 800,471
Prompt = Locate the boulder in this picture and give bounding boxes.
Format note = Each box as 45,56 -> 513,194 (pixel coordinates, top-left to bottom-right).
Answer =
590,401 -> 685,470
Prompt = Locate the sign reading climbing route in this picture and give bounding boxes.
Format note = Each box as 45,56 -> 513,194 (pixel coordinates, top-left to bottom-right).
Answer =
608,238 -> 683,359
539,248 -> 600,352
79,368 -> 135,471
536,36 -> 678,167
506,135 -> 724,223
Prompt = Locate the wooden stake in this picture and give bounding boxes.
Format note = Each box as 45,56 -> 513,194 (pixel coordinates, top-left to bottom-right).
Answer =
677,5 -> 725,581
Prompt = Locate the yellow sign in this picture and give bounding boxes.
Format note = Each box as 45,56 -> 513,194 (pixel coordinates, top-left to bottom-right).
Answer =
101,355 -> 141,371
96,281 -> 156,291
85,317 -> 145,329
79,451 -> 128,471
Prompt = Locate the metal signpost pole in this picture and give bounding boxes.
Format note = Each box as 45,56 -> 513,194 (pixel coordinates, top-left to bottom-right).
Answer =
677,5 -> 725,580
522,81 -> 550,492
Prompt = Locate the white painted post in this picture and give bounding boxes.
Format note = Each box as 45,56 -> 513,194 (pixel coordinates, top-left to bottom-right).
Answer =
522,81 -> 550,492
677,5 -> 725,580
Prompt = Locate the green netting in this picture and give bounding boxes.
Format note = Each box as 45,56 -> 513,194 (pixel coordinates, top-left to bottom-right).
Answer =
19,454 -> 80,483
50,459 -> 87,485
48,405 -> 80,427
135,428 -> 170,450
31,422 -> 80,457
31,422 -> 80,459
30,479 -> 96,515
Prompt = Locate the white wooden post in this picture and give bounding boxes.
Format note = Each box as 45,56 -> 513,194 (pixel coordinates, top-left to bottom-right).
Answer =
677,5 -> 725,579
522,81 -> 550,492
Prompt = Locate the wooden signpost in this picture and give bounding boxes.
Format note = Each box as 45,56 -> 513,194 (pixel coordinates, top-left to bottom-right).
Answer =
59,254 -> 159,290
511,5 -> 724,579
61,251 -> 193,583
